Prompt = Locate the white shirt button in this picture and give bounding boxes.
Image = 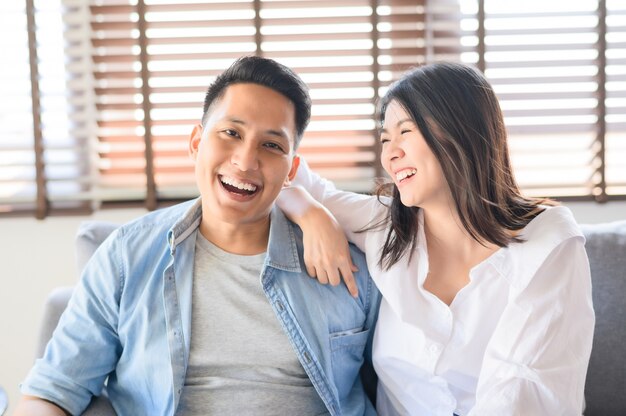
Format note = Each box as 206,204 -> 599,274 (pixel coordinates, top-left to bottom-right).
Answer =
428,343 -> 442,355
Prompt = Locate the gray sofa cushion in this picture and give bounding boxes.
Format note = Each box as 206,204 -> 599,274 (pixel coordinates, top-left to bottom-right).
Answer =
37,219 -> 626,414
35,286 -> 74,359
36,221 -> 119,416
581,220 -> 626,416
75,221 -> 119,274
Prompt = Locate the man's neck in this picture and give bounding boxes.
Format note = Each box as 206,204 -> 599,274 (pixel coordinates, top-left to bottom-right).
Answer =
198,216 -> 270,255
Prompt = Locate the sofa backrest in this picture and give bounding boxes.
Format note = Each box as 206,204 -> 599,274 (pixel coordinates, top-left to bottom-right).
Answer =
38,219 -> 626,414
580,220 -> 626,416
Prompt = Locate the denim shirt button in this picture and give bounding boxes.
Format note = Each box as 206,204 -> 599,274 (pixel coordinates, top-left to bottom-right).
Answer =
276,300 -> 285,311
303,351 -> 312,363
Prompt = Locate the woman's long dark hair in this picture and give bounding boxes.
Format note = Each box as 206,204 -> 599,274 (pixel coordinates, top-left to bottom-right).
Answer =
376,62 -> 555,270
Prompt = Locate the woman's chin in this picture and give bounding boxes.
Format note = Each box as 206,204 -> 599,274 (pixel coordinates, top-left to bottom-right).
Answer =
399,194 -> 419,208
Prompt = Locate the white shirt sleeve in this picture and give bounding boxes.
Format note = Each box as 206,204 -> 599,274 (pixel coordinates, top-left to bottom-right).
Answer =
288,158 -> 388,251
469,236 -> 595,415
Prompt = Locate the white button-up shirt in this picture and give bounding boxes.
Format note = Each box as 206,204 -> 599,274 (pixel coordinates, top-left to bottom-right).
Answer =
292,161 -> 595,416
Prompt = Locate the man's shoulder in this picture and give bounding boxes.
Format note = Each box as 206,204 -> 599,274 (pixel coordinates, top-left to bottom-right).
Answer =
93,199 -> 198,256
284,216 -> 368,262
116,199 -> 197,237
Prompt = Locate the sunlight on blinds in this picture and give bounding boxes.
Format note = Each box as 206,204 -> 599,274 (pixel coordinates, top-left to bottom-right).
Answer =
87,0 -> 147,201
460,0 -> 604,198
261,0 -> 378,191
1,0 -> 623,217
0,2 -> 35,213
40,0 -> 90,211
606,0 -> 626,196
145,1 -> 256,199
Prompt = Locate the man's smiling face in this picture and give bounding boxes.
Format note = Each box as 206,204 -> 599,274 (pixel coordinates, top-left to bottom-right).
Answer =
189,83 -> 300,227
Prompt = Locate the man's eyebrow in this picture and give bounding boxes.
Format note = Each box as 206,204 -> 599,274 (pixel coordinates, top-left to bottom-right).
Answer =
379,118 -> 414,134
227,117 -> 289,140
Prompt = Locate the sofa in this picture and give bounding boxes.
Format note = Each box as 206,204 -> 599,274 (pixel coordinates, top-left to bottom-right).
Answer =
34,219 -> 626,415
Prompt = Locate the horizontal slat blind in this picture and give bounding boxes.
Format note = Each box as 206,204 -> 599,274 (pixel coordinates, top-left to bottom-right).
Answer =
606,0 -> 626,196
1,0 -> 88,215
3,0 -> 624,218
145,0 -> 256,199
49,0 -> 92,212
88,1 -> 147,202
378,0 -> 462,91
261,0 -> 382,191
86,0 -> 442,197
0,2 -> 36,214
461,0 -> 603,198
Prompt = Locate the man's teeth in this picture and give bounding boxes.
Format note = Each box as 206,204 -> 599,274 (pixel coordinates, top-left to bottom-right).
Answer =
396,169 -> 417,181
220,176 -> 257,192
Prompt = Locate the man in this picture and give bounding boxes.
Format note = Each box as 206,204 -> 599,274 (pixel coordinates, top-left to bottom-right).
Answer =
16,56 -> 380,415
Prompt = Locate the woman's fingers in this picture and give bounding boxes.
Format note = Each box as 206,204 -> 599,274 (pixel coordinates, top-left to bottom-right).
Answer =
339,263 -> 359,297
316,269 -> 329,285
300,205 -> 360,296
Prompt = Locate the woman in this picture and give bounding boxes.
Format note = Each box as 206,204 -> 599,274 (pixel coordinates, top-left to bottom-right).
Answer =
278,62 -> 594,415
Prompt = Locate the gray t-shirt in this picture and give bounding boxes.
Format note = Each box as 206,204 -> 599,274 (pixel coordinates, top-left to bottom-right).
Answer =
176,233 -> 329,415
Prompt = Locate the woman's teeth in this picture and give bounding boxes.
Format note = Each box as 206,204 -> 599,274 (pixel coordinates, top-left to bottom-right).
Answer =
396,169 -> 417,181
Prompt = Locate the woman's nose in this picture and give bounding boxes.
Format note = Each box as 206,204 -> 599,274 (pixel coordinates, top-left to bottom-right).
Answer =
382,138 -> 404,162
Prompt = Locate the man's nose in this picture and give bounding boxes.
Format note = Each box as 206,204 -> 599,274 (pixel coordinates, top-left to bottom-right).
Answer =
231,143 -> 259,171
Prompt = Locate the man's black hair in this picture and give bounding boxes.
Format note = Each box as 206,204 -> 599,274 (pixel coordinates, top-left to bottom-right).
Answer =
202,56 -> 311,149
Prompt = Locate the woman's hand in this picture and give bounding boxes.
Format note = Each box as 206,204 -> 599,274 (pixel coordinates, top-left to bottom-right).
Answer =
298,205 -> 359,297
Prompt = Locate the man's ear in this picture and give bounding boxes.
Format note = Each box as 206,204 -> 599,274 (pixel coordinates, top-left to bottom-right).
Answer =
188,124 -> 203,161
284,154 -> 300,186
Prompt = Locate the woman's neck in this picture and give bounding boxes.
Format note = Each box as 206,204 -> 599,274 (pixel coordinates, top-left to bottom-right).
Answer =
422,205 -> 498,265
421,205 -> 500,305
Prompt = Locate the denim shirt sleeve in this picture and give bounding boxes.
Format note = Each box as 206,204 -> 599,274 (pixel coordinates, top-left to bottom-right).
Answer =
21,228 -> 124,415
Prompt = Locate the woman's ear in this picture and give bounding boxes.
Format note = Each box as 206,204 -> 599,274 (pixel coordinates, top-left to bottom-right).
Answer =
188,124 -> 203,161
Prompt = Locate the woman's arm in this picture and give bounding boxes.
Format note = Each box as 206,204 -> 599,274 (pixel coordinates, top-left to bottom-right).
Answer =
469,237 -> 594,415
282,158 -> 385,243
278,158 -> 386,296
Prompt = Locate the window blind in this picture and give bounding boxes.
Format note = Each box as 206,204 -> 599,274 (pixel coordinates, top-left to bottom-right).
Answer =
76,0 -> 442,208
606,0 -> 626,196
463,0 -> 600,198
460,0 -> 625,201
1,0 -> 624,218
0,1 -> 37,215
260,0 -> 381,191
0,0 -> 90,217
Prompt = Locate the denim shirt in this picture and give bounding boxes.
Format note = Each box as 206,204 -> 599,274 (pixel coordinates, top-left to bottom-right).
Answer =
21,199 -> 380,416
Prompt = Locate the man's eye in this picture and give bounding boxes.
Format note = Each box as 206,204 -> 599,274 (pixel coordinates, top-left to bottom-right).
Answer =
264,142 -> 285,152
223,129 -> 240,138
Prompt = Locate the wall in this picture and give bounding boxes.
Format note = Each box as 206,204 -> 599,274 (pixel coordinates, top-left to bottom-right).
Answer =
1,201 -> 625,413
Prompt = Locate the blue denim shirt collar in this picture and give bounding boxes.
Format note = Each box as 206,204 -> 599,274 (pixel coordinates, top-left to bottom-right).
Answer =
167,197 -> 302,273
22,198 -> 378,416
166,198 -> 201,255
